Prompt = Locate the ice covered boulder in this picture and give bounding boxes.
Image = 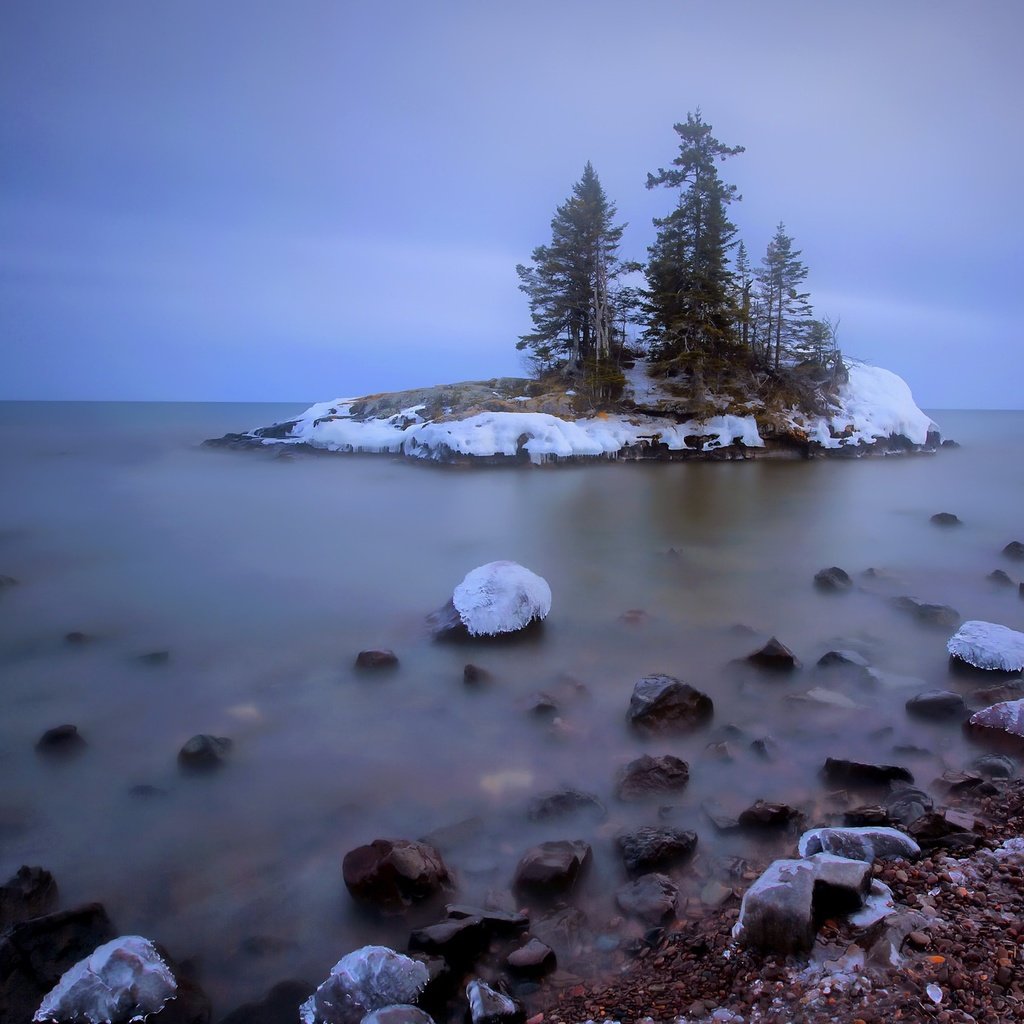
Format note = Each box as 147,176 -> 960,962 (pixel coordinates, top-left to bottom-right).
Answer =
361,1006 -> 435,1024
430,561 -> 551,639
798,826 -> 921,862
300,946 -> 429,1024
969,699 -> 1024,741
33,935 -> 176,1024
947,620 -> 1024,672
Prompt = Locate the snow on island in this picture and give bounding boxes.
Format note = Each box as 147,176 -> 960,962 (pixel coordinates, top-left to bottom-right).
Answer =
208,360 -> 939,465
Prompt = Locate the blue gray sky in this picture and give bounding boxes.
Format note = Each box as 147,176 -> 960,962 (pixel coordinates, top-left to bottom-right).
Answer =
2,1 -> 1021,407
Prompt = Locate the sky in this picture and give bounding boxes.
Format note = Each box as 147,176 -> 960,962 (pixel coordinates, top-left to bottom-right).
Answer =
2,1 -> 1022,407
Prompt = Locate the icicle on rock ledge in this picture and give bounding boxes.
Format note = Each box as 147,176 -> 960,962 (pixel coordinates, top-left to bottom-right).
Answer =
205,360 -> 943,466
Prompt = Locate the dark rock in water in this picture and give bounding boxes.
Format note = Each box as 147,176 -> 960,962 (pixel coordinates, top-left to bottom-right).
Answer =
702,800 -> 741,832
930,512 -> 961,526
513,841 -> 591,897
505,938 -> 556,977
128,783 -> 169,799
615,873 -> 679,925
814,567 -> 852,592
0,574 -> 18,588
463,664 -> 490,685
523,692 -> 559,717
909,810 -> 980,851
745,637 -> 801,671
884,785 -> 934,827
616,754 -> 690,801
428,600 -> 468,641
822,757 -> 913,787
466,978 -> 524,1024
937,770 -> 992,795
35,724 -> 86,758
817,649 -> 871,671
342,839 -> 451,911
971,753 -> 1016,779
626,674 -> 713,734
177,734 -> 232,772
940,439 -> 960,448
530,905 -> 588,960
738,801 -> 803,832
0,866 -> 58,930
891,596 -> 961,630
526,789 -> 606,823
218,979 -> 316,1024
616,826 -> 697,875
138,650 -> 171,665
355,649 -> 399,670
0,903 -> 115,1024
905,689 -> 967,720
750,736 -> 781,761
843,805 -> 891,827
444,904 -> 529,937
408,916 -> 489,964
362,1006 -> 436,1024
973,678 -> 1024,705
988,569 -> 1015,587
419,818 -> 482,853
63,631 -> 94,645
619,608 -> 651,626
1002,540 -> 1024,561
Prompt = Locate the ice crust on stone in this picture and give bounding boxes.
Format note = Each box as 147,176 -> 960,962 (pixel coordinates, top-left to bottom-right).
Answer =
452,561 -> 551,637
33,935 -> 176,1024
969,698 -> 1024,738
300,946 -> 429,1024
798,826 -> 921,862
947,620 -> 1024,672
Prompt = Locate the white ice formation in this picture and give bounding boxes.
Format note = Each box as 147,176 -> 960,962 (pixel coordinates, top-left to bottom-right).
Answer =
452,561 -> 551,637
33,936 -> 177,1024
947,620 -> 1024,672
969,699 -> 1024,739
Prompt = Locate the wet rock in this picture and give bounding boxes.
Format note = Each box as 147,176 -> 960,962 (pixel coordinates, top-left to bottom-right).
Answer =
443,905 -> 529,938
526,790 -> 606,823
614,874 -> 679,925
865,909 -> 931,968
745,637 -> 801,671
787,686 -> 863,709
905,689 -> 966,720
465,978 -> 523,1024
34,725 -> 86,758
798,826 -> 920,861
529,906 -> 587,960
342,840 -> 451,912
219,979 -> 317,1024
843,805 -> 890,827
971,752 -> 1016,778
948,620 -> 1024,672
430,562 -> 551,640
419,818 -> 482,854
883,785 -> 934,827
33,935 -> 177,1024
1002,540 -> 1024,561
63,631 -> 94,646
0,866 -> 58,930
891,596 -> 961,629
817,649 -> 871,671
504,938 -> 556,977
299,946 -> 429,1024
462,664 -> 490,685
177,734 -> 232,772
408,917 -> 489,965
749,736 -> 781,760
362,1006 -> 436,1024
616,826 -> 697,875
822,757 -> 913,788
0,574 -> 18,588
936,770 -> 989,794
814,567 -> 852,592
355,650 -> 399,671
138,650 -> 170,665
968,698 -> 1024,742
908,810 -> 980,851
930,512 -> 961,526
625,674 -> 713,734
737,800 -> 803,831
512,841 -> 590,898
523,692 -> 558,717
988,569 -> 1015,586
974,677 -> 1024,704
702,800 -> 741,832
615,754 -> 689,801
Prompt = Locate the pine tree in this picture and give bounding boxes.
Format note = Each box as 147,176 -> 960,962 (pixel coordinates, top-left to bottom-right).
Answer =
756,222 -> 813,371
644,111 -> 744,360
734,240 -> 753,352
516,162 -> 625,373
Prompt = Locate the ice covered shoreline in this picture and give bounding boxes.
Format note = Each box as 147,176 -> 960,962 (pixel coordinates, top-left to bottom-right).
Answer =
206,361 -> 940,465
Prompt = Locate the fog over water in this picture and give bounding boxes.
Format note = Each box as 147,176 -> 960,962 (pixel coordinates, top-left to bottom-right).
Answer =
1,403 -> 1023,1013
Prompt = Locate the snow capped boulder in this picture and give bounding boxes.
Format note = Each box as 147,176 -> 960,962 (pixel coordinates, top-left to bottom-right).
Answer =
300,946 -> 430,1024
33,935 -> 176,1024
969,699 -> 1024,742
947,620 -> 1024,672
431,562 -> 551,639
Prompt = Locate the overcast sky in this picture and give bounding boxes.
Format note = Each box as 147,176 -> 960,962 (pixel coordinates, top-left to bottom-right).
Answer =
2,1 -> 1021,407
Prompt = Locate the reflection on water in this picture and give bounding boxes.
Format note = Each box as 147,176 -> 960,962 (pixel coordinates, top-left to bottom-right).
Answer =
0,403 -> 1022,1012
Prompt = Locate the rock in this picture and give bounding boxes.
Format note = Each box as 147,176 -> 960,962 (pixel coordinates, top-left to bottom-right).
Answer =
512,841 -> 590,898
34,725 -> 86,758
462,664 -> 490,685
798,826 -> 920,861
1002,540 -> 1024,561
883,785 -> 934,827
908,810 -> 979,850
787,687 -> 863,709
940,439 -> 960,448
523,692 -> 558,717
737,801 -> 803,831
408,917 -> 489,965
974,678 -> 1024,704
988,569 -> 1015,586
905,689 -> 966,720
430,562 -> 551,639
505,938 -> 556,977
749,736 -> 781,760
0,574 -> 18,588
971,753 -> 1016,778
702,800 -> 741,832
822,757 -> 913,787
465,979 -> 523,1024
529,906 -> 587,960
616,827 -> 697,875
361,1006 -> 435,1024
814,567 -> 852,592
355,650 -> 399,671
177,734 -> 231,772
865,909 -> 931,968
137,650 -> 170,666
891,596 -> 961,629
63,632 -> 93,646
930,512 -> 961,526
745,637 -> 801,671
342,840 -> 451,912
299,946 -> 430,1024
33,935 -> 177,1024
0,867 -> 58,930
626,675 -> 713,733
526,790 -> 606,823
843,805 -> 890,827
848,880 -> 897,929
948,620 -> 1024,672
817,649 -> 871,671
615,754 -> 689,801
218,980 -> 317,1024
442,905 -> 529,938
614,874 -> 679,924
968,698 -> 1024,742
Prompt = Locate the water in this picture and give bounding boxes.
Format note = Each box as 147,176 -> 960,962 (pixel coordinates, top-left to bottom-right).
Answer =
1,402 -> 1022,1013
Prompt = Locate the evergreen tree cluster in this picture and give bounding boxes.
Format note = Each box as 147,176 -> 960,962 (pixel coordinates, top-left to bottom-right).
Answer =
516,111 -> 841,391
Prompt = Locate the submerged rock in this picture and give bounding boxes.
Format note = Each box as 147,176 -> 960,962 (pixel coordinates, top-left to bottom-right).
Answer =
1002,540 -> 1024,561
615,754 -> 690,801
884,785 -> 934,827
892,596 -> 961,629
814,567 -> 852,592
615,873 -> 679,924
355,650 -> 399,671
626,674 -> 713,733
817,649 -> 871,671
526,789 -> 606,823
930,512 -> 961,526
988,569 -> 1015,587
616,826 -> 697,875
0,866 -> 58,930
905,689 -> 966,720
822,757 -> 913,787
342,840 -> 451,911
33,935 -> 177,1024
947,620 -> 1024,672
431,562 -> 551,639
513,841 -> 590,897
408,917 -> 489,965
177,734 -> 232,772
745,637 -> 801,671
504,938 -> 556,977
737,801 -> 803,832
35,725 -> 86,758
971,753 -> 1016,778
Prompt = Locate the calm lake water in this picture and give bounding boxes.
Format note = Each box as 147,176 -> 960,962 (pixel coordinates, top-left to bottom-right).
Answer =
1,402 -> 1022,1014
